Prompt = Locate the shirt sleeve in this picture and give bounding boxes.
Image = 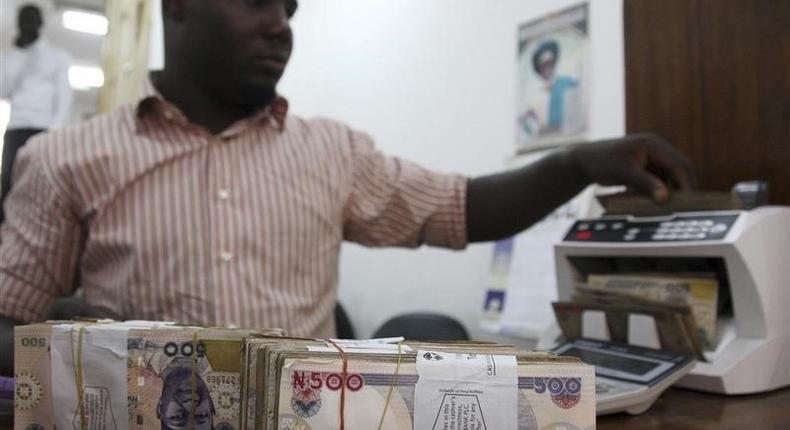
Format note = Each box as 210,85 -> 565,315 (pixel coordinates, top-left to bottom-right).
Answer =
0,137 -> 84,322
51,55 -> 73,127
0,51 -> 24,99
342,127 -> 468,249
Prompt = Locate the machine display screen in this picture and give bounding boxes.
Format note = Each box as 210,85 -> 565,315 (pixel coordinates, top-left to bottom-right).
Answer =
562,347 -> 661,376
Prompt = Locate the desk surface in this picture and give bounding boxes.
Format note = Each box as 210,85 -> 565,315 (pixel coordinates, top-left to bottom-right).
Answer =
2,387 -> 789,429
598,387 -> 790,430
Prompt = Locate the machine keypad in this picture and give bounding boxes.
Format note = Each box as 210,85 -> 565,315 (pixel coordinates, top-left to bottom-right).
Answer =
565,214 -> 739,242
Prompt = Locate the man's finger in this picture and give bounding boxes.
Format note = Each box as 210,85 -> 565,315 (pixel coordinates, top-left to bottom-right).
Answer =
624,165 -> 669,202
643,136 -> 697,190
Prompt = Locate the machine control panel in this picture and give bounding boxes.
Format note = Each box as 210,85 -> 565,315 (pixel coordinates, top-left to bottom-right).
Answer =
564,213 -> 740,243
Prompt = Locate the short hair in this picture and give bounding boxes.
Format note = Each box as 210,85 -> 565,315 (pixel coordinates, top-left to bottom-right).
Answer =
18,3 -> 43,23
532,40 -> 560,74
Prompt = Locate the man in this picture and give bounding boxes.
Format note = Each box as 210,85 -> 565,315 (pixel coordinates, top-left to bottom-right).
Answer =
0,0 -> 694,376
0,4 -> 73,223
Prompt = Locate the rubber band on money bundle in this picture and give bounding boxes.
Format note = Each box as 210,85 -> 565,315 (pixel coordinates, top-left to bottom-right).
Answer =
325,339 -> 349,430
377,341 -> 404,430
71,326 -> 88,430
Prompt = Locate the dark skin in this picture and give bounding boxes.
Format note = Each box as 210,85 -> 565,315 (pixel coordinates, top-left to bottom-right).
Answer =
15,5 -> 43,49
0,0 -> 695,376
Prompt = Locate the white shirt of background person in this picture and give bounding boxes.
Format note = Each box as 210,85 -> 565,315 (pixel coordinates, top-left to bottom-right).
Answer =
1,37 -> 73,130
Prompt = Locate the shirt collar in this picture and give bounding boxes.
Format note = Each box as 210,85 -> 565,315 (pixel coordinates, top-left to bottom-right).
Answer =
135,79 -> 289,135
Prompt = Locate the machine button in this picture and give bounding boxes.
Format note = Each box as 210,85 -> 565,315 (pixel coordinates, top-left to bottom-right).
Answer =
628,228 -> 640,234
665,234 -> 679,240
661,222 -> 674,228
578,223 -> 590,231
624,235 -> 636,241
594,223 -> 607,231
702,220 -> 715,227
679,233 -> 693,240
694,233 -> 707,240
710,224 -> 728,234
612,222 -> 625,231
576,231 -> 593,240
652,234 -> 665,240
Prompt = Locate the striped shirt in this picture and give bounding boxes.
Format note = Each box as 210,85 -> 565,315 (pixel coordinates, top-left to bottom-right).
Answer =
0,87 -> 467,338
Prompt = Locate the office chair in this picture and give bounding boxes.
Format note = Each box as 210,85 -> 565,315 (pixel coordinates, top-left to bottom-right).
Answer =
373,313 -> 470,341
335,302 -> 356,339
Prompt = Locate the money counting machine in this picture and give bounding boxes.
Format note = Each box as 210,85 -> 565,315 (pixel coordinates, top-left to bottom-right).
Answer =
539,206 -> 790,395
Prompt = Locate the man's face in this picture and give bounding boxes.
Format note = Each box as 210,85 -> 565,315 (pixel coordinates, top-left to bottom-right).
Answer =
175,0 -> 297,108
537,58 -> 557,82
17,7 -> 42,43
162,382 -> 214,430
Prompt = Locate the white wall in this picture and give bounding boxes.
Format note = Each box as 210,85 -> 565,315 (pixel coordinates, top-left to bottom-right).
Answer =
279,0 -> 625,338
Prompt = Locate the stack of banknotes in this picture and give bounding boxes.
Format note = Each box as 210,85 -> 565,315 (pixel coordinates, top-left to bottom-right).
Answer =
15,322 -> 596,429
241,336 -> 596,430
14,321 -> 282,430
579,273 -> 719,350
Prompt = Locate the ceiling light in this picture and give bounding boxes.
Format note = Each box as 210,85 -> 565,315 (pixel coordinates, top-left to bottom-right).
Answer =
68,66 -> 105,90
62,10 -> 108,36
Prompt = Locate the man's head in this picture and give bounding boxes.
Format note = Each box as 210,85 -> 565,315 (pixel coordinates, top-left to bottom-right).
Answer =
160,0 -> 298,110
16,4 -> 43,48
532,40 -> 559,82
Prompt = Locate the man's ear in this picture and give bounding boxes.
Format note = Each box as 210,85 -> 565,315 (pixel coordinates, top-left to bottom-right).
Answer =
161,0 -> 186,21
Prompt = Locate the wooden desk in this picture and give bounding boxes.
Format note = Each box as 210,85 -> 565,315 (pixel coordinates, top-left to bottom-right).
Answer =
2,388 -> 789,429
599,387 -> 790,430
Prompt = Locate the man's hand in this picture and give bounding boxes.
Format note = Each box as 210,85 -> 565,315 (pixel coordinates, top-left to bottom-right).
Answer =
42,297 -> 122,321
0,298 -> 122,376
466,133 -> 696,242
565,133 -> 696,202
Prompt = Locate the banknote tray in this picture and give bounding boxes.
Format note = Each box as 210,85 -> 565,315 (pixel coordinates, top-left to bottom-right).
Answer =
553,338 -> 695,415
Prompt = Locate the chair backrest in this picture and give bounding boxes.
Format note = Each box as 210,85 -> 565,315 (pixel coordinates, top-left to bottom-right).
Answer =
373,313 -> 470,341
335,302 -> 356,339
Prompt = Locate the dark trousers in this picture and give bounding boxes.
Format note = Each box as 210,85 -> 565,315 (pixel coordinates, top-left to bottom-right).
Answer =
1,128 -> 45,225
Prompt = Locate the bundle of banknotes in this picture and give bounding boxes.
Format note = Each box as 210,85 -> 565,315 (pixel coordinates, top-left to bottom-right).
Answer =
597,191 -> 743,216
241,336 -> 596,430
570,273 -> 719,351
15,322 -> 596,430
14,320 -> 282,430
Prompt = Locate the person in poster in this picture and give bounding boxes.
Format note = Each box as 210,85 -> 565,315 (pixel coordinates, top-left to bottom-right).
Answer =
517,5 -> 588,150
533,40 -> 580,133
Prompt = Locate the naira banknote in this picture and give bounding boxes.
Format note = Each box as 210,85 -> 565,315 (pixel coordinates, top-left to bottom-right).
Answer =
13,324 -> 56,430
127,326 -> 264,430
252,339 -> 522,430
267,352 -> 595,430
584,273 -> 719,349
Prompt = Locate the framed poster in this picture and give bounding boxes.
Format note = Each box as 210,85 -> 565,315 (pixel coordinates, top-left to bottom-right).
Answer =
516,4 -> 589,153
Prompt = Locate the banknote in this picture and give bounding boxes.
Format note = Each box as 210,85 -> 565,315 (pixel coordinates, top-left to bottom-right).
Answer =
13,324 -> 56,430
272,354 -> 596,430
127,326 -> 260,430
585,274 -> 719,349
597,191 -> 742,216
252,339 -> 522,430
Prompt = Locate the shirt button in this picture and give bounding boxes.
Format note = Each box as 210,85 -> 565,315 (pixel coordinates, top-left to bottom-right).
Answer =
220,251 -> 233,262
218,189 -> 230,200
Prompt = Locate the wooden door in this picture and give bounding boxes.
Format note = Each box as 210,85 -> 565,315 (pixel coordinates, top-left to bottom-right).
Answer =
624,0 -> 790,204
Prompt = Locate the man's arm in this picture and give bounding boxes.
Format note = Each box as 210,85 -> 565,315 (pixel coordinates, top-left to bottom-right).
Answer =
51,57 -> 74,127
466,134 -> 695,242
0,136 -> 86,377
0,51 -> 25,100
0,299 -> 122,376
